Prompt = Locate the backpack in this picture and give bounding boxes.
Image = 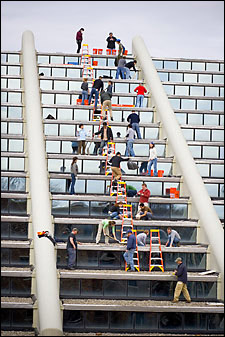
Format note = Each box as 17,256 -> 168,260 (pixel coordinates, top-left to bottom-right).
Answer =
127,160 -> 138,170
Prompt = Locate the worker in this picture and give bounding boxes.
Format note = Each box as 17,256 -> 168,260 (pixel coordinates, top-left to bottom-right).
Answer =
70,157 -> 78,195
100,90 -> 113,121
147,142 -> 158,177
137,183 -> 151,208
109,152 -> 129,186
76,28 -> 84,54
165,227 -> 181,247
94,122 -> 113,155
171,257 -> 191,303
88,76 -> 104,109
96,220 -> 117,244
108,202 -> 123,220
123,229 -> 137,272
124,60 -> 137,79
66,228 -> 82,269
134,83 -> 147,107
106,32 -> 117,52
137,230 -> 149,246
136,203 -> 153,220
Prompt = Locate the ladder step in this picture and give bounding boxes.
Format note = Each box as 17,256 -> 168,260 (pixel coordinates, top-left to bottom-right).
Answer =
151,258 -> 163,260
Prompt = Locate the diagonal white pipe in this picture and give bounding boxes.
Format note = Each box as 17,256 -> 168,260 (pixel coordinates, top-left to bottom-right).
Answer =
132,35 -> 224,288
22,30 -> 63,335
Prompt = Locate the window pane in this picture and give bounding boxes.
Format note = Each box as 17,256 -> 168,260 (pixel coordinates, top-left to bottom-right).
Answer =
206,63 -> 219,71
188,114 -> 203,125
44,124 -> 58,136
8,107 -> 22,119
1,106 -> 7,118
191,61 -> 206,70
8,66 -> 20,75
40,80 -> 52,90
50,56 -> 64,64
46,141 -> 61,153
199,74 -> 212,83
43,108 -> 56,119
184,74 -> 197,83
204,114 -> 219,126
197,100 -> 211,110
178,62 -> 191,70
9,158 -> 25,171
153,60 -> 163,69
50,179 -> 66,193
1,177 -> 8,191
8,123 -> 23,134
9,177 -> 26,192
158,72 -> 168,82
56,94 -> 70,105
211,165 -> 224,178
38,67 -> 51,76
8,79 -> 21,89
1,78 -> 7,88
212,100 -> 224,111
52,200 -> 69,215
48,159 -> 63,171
9,139 -> 24,152
42,94 -> 54,104
8,92 -> 22,103
203,146 -> 219,159
175,86 -> 189,96
204,184 -> 218,197
65,56 -> 79,64
69,81 -> 82,91
58,108 -> 73,120
196,164 -> 209,177
54,80 -> 68,91
169,98 -> 180,109
181,99 -> 195,110
52,68 -> 66,77
175,113 -> 186,124
67,68 -> 81,78
164,61 -> 177,69
60,124 -> 75,136
182,129 -> 193,140
1,139 -> 7,151
169,73 -> 183,82
87,180 -> 104,194
190,86 -> 204,96
195,129 -> 210,141
188,146 -> 201,158
212,130 -> 224,141
38,55 -> 49,64
205,87 -> 219,97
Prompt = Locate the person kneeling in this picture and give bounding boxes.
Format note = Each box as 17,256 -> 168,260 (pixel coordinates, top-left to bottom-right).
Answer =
136,203 -> 153,220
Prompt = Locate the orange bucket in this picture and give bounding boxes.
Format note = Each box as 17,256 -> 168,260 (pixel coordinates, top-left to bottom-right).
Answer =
98,49 -> 103,55
76,99 -> 82,105
93,61 -> 98,66
112,49 -> 116,55
151,170 -> 153,177
158,170 -> 164,177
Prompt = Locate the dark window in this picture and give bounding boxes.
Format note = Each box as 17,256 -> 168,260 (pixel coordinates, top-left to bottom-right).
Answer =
135,312 -> 158,329
60,278 -> 80,297
128,280 -> 150,298
184,313 -> 207,330
81,279 -> 103,297
110,311 -> 133,329
159,312 -> 183,330
85,311 -> 108,328
103,279 -> 126,297
63,310 -> 84,328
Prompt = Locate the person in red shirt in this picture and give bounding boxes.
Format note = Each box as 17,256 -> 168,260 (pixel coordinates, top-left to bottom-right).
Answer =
134,84 -> 147,107
137,183 -> 150,208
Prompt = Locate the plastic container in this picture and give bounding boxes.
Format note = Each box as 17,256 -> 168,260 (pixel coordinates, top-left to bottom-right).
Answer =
175,191 -> 180,198
170,188 -> 177,199
151,170 -> 153,177
98,49 -> 103,55
112,49 -> 116,55
93,49 -> 97,54
124,50 -> 128,55
158,170 -> 164,177
67,62 -> 78,65
76,99 -> 82,105
92,61 -> 98,66
84,100 -> 89,105
106,49 -> 112,55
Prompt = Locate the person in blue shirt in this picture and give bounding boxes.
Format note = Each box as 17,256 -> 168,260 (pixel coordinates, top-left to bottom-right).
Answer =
123,229 -> 137,272
171,257 -> 191,303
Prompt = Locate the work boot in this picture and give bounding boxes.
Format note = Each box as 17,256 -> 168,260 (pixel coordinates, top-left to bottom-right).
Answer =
177,242 -> 181,247
186,300 -> 191,303
111,117 -> 114,121
171,300 -> 179,303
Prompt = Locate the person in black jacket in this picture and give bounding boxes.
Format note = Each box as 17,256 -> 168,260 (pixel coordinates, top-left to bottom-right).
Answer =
94,122 -> 113,155
123,229 -> 137,271
171,257 -> 191,303
106,32 -> 117,51
124,60 -> 137,79
109,152 -> 129,184
66,228 -> 82,269
108,201 -> 123,220
127,110 -> 141,139
88,76 -> 104,109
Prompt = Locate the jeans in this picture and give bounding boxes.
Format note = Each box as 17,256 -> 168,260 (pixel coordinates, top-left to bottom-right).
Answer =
123,249 -> 135,270
167,235 -> 180,247
137,239 -> 145,246
138,211 -> 152,220
139,162 -> 148,174
70,173 -> 76,195
88,88 -> 99,108
81,90 -> 88,105
109,211 -> 121,220
132,123 -> 142,139
136,95 -> 144,107
127,189 -> 137,197
115,67 -> 125,79
67,248 -> 76,268
76,40 -> 82,53
124,67 -> 130,79
125,140 -> 135,157
147,158 -> 158,176
98,140 -> 108,155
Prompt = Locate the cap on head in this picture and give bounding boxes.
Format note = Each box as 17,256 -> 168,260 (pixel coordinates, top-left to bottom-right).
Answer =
127,229 -> 132,234
150,142 -> 154,145
72,227 -> 78,232
116,39 -> 121,42
175,257 -> 182,263
103,122 -> 107,126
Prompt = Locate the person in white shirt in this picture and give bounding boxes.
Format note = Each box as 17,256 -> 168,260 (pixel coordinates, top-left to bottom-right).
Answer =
147,142 -> 157,176
125,124 -> 135,157
77,124 -> 87,155
137,230 -> 149,246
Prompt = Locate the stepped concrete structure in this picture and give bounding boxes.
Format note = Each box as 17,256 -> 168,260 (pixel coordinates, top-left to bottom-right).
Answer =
1,31 -> 224,335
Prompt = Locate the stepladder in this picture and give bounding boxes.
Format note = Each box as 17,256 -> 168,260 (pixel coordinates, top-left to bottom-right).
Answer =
149,229 -> 164,272
116,181 -> 127,204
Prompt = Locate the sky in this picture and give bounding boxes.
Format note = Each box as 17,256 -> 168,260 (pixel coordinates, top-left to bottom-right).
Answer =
1,1 -> 224,60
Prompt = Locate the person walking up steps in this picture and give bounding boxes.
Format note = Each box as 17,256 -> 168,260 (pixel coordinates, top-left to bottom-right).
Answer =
125,124 -> 135,157
88,76 -> 104,109
127,110 -> 142,139
70,157 -> 78,195
109,152 -> 129,185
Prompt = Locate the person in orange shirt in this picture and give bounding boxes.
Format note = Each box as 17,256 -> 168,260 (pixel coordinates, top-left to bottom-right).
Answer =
134,83 -> 147,107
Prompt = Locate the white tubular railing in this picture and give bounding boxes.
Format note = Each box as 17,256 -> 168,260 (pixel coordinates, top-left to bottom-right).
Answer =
132,36 -> 224,295
22,31 -> 63,335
